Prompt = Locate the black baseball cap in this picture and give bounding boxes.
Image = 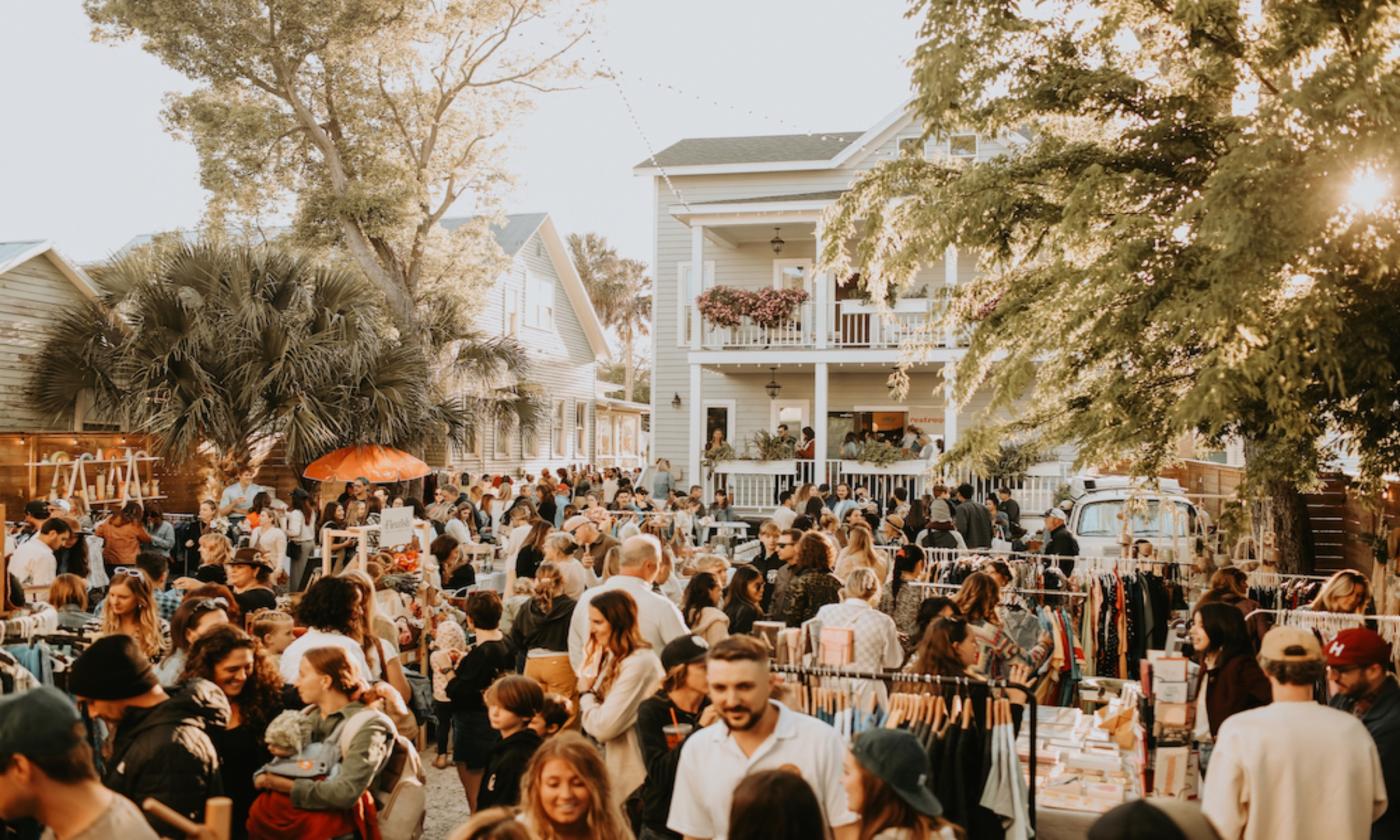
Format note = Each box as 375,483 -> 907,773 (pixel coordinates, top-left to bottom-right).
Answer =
24,500 -> 50,519
851,728 -> 943,818
0,687 -> 83,758
661,635 -> 710,672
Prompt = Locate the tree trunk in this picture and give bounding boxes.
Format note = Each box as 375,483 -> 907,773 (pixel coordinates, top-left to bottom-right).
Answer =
622,329 -> 635,403
1241,439 -> 1313,573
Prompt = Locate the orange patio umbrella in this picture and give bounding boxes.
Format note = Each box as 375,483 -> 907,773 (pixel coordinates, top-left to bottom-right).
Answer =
302,444 -> 431,484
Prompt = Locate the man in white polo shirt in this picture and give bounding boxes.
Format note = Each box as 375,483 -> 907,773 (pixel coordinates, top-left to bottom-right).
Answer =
567,534 -> 687,671
668,635 -> 857,840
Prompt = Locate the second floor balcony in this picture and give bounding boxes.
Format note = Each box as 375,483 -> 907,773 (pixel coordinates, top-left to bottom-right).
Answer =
681,295 -> 968,350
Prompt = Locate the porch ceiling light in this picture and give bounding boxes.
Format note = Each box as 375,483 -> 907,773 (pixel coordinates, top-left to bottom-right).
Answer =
765,367 -> 783,400
770,227 -> 785,255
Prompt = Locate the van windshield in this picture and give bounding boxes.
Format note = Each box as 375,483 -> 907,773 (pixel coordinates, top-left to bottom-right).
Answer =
1076,499 -> 1197,538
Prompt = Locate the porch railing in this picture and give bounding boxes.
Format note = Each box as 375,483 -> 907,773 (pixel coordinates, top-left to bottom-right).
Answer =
706,459 -> 1069,519
683,297 -> 971,351
687,302 -> 816,349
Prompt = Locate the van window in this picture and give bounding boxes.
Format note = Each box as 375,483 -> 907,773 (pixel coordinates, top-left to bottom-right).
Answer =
1076,499 -> 1197,538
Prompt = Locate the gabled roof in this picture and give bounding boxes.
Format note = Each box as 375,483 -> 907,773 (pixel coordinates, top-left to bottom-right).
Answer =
637,132 -> 864,170
441,212 -> 548,257
0,240 -> 100,301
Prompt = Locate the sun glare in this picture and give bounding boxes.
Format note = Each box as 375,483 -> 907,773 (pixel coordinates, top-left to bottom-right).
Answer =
1345,165 -> 1393,214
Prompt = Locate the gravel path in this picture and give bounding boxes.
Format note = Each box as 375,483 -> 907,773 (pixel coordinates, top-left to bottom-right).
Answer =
423,744 -> 472,839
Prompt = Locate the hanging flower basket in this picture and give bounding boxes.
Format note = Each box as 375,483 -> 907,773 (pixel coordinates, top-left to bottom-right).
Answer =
750,288 -> 809,327
696,286 -> 754,328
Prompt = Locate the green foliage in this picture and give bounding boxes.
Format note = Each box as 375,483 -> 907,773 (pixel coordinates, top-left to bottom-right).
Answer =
598,360 -> 651,405
701,442 -> 736,469
748,431 -> 797,462
824,0 -> 1400,496
974,441 -> 1045,483
27,242 -> 537,477
852,439 -> 905,467
568,233 -> 652,403
86,0 -> 591,336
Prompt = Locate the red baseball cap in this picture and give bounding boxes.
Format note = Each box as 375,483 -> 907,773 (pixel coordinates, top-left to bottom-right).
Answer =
1325,628 -> 1392,668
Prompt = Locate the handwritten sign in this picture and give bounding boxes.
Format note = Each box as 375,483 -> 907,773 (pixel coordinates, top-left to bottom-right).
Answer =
379,506 -> 415,548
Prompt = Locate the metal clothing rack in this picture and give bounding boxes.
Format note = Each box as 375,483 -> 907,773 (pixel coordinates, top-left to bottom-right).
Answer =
1243,608 -> 1400,625
911,581 -> 1090,599
772,663 -> 1038,830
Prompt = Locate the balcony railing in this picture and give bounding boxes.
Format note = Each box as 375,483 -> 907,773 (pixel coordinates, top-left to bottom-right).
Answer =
683,297 -> 967,350
707,458 -> 1068,516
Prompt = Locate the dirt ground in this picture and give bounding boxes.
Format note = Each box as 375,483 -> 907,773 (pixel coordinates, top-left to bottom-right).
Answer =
423,744 -> 472,839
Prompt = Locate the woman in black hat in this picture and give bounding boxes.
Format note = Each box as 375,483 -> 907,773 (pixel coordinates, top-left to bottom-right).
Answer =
228,548 -> 278,617
842,727 -> 964,840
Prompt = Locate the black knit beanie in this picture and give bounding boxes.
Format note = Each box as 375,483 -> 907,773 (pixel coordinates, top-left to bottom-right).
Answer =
69,635 -> 159,700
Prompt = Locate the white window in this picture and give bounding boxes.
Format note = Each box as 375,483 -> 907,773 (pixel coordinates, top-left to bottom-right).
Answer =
598,413 -> 614,456
949,134 -> 978,159
494,421 -> 512,459
552,400 -> 568,457
525,270 -> 555,329
575,402 -> 587,454
503,284 -> 520,336
675,261 -> 715,346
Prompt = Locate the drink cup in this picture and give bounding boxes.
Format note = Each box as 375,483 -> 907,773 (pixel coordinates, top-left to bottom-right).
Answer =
663,723 -> 693,750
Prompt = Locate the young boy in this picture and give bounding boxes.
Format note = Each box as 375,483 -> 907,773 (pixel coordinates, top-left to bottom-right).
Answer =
477,674 -> 545,810
529,692 -> 571,738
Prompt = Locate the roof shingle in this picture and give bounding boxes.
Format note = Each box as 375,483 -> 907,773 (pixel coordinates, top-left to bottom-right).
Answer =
637,132 -> 863,169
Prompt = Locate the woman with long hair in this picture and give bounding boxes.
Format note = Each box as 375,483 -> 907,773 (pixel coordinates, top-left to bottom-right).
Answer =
511,561 -> 579,713
1198,567 -> 1268,647
783,532 -> 845,627
515,518 -> 553,582
279,576 -> 371,683
250,646 -> 390,840
437,534 -> 477,592
682,572 -> 730,645
1310,569 -> 1372,615
94,501 -> 152,569
193,532 -> 233,584
51,514 -> 90,579
910,617 -> 1030,736
1189,602 -> 1270,774
723,565 -> 766,636
519,732 -> 633,840
340,570 -> 413,704
954,571 -> 1050,679
249,507 -> 288,581
319,501 -> 352,575
285,489 -> 318,592
155,595 -> 231,685
184,625 -> 284,838
835,524 -> 888,583
143,501 -> 176,557
880,544 -> 928,654
98,570 -> 166,660
578,589 -> 664,809
843,729 -> 964,840
819,511 -> 846,550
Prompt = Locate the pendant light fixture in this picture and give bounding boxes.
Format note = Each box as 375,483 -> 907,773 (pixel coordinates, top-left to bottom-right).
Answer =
765,367 -> 783,400
770,227 -> 785,255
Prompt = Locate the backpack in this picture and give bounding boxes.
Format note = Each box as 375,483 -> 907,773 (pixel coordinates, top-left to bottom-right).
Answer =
339,709 -> 427,840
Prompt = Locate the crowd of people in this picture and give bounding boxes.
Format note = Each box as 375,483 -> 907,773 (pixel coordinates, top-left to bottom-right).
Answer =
0,459 -> 1396,840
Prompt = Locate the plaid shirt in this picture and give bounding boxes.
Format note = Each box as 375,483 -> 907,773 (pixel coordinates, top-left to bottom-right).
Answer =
94,585 -> 183,622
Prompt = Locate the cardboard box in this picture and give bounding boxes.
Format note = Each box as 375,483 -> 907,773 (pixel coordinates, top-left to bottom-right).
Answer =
1156,702 -> 1190,727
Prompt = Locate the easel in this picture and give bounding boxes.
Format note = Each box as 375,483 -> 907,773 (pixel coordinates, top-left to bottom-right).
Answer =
320,524 -> 379,577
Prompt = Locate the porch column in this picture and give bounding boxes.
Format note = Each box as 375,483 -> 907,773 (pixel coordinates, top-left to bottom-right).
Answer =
814,362 -> 829,484
943,364 -> 959,452
814,220 -> 829,349
688,363 -> 704,491
944,245 -> 958,347
690,224 -> 705,351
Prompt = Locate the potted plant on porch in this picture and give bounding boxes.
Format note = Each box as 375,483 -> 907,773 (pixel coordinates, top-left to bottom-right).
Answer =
710,431 -> 798,476
840,439 -> 930,476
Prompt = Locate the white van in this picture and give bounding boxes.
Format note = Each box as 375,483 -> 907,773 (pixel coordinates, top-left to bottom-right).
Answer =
1066,475 -> 1209,560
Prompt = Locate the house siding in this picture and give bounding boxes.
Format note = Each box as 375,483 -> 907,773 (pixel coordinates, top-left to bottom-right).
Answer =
0,254 -> 85,432
458,227 -> 599,477
648,123 -> 1022,486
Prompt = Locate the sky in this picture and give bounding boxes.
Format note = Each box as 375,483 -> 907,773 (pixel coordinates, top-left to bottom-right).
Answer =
0,0 -> 919,268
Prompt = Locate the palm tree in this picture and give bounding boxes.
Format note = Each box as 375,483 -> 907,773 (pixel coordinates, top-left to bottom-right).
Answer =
28,242 -> 538,481
568,233 -> 652,402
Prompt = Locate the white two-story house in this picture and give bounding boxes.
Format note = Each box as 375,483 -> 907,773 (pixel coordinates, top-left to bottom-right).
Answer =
638,106 -> 1069,514
445,212 -> 616,477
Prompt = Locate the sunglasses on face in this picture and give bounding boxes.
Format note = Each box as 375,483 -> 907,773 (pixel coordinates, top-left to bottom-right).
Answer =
777,541 -> 794,548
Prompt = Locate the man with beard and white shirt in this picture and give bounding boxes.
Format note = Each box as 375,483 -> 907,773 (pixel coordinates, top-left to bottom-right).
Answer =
667,635 -> 856,840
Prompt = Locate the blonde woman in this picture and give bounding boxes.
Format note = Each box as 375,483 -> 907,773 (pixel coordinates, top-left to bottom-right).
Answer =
546,532 -> 591,598
175,532 -> 234,589
814,567 -> 902,707
519,733 -> 632,840
1310,569 -> 1372,615
249,507 -> 288,580
510,561 -> 579,713
819,510 -> 846,549
834,523 -> 888,583
99,571 -> 167,661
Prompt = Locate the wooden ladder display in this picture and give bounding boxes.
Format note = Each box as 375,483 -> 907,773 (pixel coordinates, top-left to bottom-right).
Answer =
35,448 -> 163,508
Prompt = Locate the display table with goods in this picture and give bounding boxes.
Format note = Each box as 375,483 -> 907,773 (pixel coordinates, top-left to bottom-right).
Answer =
1018,685 -> 1147,840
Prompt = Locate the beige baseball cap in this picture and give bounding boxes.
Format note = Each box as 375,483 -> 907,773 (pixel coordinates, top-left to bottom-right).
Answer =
1259,626 -> 1322,662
